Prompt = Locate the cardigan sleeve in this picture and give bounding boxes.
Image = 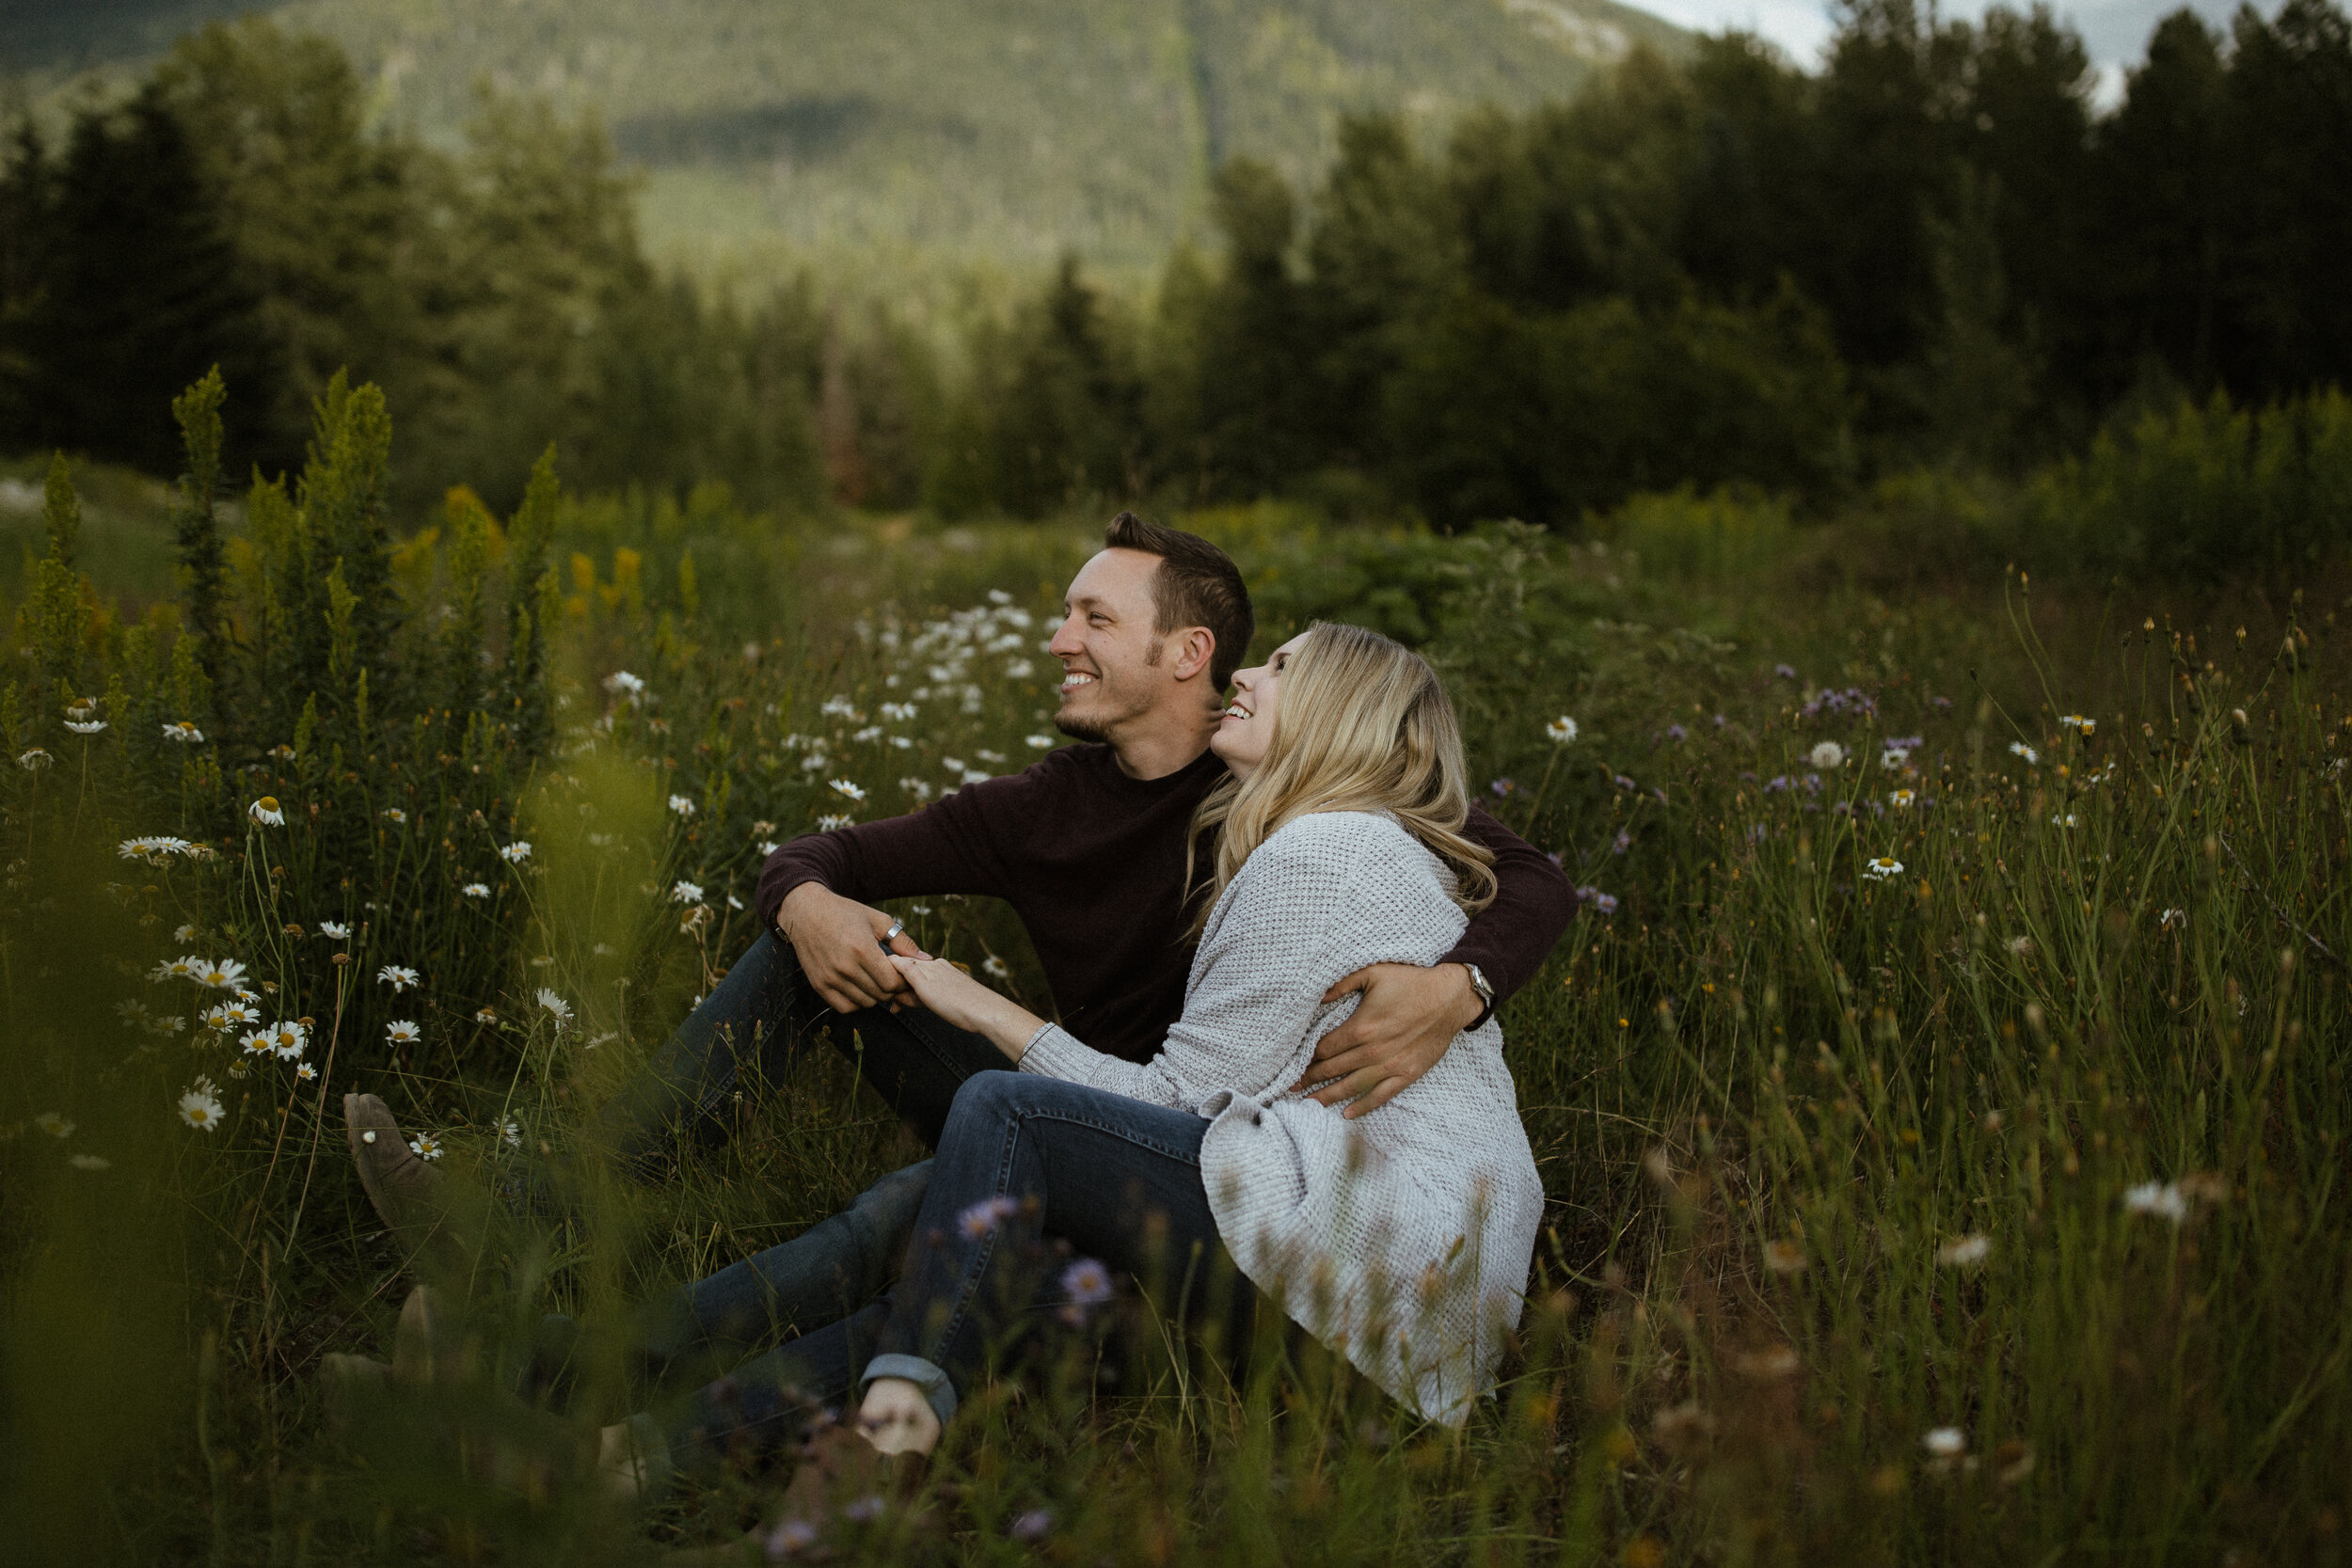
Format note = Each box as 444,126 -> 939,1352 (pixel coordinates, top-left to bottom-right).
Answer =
1018,815 -> 1451,1110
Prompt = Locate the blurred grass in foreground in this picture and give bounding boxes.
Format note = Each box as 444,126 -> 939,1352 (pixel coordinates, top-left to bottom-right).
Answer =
1,381 -> 2348,1564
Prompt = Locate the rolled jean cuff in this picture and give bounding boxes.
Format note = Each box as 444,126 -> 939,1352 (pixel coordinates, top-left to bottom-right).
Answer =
860,1353 -> 958,1426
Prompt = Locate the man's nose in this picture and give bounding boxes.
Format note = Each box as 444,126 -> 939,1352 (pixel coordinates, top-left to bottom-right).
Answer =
1048,615 -> 1084,655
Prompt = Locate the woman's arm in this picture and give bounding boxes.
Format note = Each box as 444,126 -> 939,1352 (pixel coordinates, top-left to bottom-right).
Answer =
887,957 -> 1047,1062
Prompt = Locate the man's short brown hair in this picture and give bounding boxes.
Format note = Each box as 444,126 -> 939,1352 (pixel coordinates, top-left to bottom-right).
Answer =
1102,511 -> 1255,689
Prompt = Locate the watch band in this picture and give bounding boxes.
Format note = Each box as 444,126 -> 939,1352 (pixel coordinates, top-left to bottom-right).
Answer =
1465,962 -> 1496,1031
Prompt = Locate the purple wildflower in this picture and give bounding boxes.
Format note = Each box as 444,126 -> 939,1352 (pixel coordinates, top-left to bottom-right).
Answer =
1577,886 -> 1619,915
1932,695 -> 1953,709
1009,1510 -> 1055,1544
765,1517 -> 818,1559
958,1195 -> 1020,1238
1613,774 -> 1637,792
1775,664 -> 1798,679
1613,829 -> 1631,855
1714,713 -> 1728,728
842,1495 -> 885,1524
1490,778 -> 1516,798
1057,1258 -> 1116,1325
1663,723 -> 1688,742
1748,823 -> 1767,842
1762,775 -> 1790,793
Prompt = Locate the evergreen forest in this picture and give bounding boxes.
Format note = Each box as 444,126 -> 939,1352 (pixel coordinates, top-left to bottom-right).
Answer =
4,0 -> 2349,548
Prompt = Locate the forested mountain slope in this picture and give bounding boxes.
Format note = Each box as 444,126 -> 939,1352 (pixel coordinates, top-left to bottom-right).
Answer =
2,0 -> 1690,273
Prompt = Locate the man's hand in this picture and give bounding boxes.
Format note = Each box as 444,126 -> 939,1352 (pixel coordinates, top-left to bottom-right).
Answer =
1297,962 -> 1483,1118
777,882 -> 925,1014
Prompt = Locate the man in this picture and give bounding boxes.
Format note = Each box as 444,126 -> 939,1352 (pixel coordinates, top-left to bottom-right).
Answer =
346,512 -> 1573,1384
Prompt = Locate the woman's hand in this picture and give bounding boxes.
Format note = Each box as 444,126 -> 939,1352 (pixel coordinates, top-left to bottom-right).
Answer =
890,955 -> 1046,1062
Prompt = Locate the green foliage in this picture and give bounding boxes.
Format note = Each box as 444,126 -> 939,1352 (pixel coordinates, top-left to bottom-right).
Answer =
2030,388 -> 2352,578
3,369 -> 2351,1560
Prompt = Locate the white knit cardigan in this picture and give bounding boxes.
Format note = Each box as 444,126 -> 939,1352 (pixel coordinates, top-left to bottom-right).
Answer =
1019,810 -> 1545,1425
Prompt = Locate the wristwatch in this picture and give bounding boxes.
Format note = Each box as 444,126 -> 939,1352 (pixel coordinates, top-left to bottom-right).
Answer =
1464,963 -> 1496,1030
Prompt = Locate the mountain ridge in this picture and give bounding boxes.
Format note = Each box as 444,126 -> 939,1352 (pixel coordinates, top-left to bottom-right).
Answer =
4,0 -> 1692,278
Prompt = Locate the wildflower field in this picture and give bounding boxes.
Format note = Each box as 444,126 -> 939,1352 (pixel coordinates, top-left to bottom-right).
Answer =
3,377 -> 2348,1565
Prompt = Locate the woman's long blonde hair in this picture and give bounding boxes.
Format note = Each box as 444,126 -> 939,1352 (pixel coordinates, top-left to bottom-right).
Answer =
1186,622 -> 1496,931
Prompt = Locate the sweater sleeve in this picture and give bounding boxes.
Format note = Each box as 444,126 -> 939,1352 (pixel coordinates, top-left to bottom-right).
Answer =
752,760 -> 1054,928
1439,804 -> 1578,1005
1019,815 -> 1428,1110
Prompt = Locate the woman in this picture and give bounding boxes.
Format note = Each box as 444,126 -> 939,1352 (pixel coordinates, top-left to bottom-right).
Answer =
640,622 -> 1545,1530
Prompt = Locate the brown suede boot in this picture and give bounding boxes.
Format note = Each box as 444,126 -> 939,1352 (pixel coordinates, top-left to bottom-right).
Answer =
664,1422 -> 930,1563
345,1092 -> 447,1255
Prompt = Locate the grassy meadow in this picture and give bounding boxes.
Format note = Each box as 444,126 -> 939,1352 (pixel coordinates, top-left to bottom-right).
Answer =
3,383 -> 2349,1565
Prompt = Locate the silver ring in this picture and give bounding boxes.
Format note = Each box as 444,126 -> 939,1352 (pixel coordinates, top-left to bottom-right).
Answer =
882,920 -> 906,944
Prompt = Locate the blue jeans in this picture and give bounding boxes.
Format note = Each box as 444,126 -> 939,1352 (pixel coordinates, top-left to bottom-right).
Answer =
594,930 -> 1006,1173
657,1072 -> 1259,1470
537,933 -> 1000,1414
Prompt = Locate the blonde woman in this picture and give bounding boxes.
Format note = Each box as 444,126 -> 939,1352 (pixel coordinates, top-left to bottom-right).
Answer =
647,624 -> 1545,1530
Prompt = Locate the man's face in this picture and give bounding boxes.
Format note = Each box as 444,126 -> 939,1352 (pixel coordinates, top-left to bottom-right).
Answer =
1049,548 -> 1179,742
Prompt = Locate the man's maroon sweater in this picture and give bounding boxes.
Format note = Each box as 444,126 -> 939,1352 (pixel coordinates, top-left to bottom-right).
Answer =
755,743 -> 1577,1064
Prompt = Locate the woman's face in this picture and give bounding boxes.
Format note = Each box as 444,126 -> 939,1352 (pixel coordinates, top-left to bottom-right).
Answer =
1211,632 -> 1309,780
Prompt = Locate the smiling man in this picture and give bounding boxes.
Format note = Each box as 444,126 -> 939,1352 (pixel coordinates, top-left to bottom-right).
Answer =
344,513 -> 1573,1393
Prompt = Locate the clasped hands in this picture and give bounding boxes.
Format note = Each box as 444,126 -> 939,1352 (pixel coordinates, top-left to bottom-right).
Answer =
781,882 -> 1484,1113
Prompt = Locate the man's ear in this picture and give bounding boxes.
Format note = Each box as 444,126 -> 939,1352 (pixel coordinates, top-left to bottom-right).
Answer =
1168,626 -> 1216,683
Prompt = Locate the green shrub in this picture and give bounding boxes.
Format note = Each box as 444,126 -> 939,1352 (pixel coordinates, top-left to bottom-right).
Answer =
2030,387 -> 2352,578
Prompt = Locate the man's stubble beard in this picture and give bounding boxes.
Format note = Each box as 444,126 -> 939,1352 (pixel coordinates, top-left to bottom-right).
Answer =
1054,667 -> 1155,744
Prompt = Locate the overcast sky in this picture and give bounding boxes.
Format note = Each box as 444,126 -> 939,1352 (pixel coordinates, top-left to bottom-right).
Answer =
1638,0 -> 2278,97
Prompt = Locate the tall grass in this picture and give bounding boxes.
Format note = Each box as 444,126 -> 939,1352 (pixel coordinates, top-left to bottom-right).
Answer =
2,377 -> 2347,1564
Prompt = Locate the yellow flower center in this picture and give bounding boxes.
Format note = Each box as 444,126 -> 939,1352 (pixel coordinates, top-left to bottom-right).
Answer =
257,797 -> 280,812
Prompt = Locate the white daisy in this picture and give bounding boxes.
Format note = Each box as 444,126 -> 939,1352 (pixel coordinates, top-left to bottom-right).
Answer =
34,1111 -> 73,1139
498,842 -> 532,863
602,670 -> 645,696
1935,1235 -> 1991,1267
192,958 -> 247,991
501,1118 -> 522,1148
178,1089 -> 225,1132
1890,789 -> 1916,808
460,882 -> 492,898
2009,741 -> 2040,765
385,1020 -> 421,1046
174,924 -> 198,942
408,1133 -> 443,1162
377,964 -> 421,992
671,880 -> 704,905
319,920 -> 350,940
537,989 -> 573,1029
669,795 -> 696,816
1547,716 -> 1579,743
384,807 -> 407,824
830,779 -> 866,801
162,721 -> 206,745
266,1020 -> 307,1060
2122,1180 -> 2187,1223
757,840 -> 781,857
153,956 -> 201,983
248,796 -> 284,826
817,814 -> 851,832
65,720 -> 107,735
17,747 -> 52,769
474,1007 -> 499,1024
296,1062 -> 316,1080
240,1028 -> 275,1057
1862,856 -> 1904,880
